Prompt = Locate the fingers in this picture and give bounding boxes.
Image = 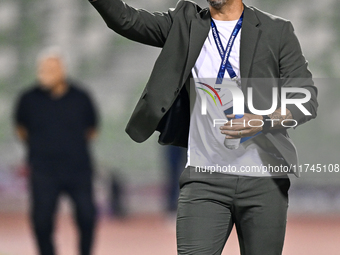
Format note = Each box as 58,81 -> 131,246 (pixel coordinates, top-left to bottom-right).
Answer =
220,114 -> 263,138
220,123 -> 244,131
221,129 -> 249,139
226,114 -> 235,119
221,114 -> 263,130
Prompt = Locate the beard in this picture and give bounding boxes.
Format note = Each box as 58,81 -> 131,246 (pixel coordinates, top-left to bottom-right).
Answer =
207,0 -> 228,10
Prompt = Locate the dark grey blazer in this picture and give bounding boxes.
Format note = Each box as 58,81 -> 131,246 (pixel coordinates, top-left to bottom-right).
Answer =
91,0 -> 318,176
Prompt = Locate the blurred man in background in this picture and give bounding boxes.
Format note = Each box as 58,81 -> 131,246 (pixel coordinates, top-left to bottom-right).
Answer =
14,47 -> 98,255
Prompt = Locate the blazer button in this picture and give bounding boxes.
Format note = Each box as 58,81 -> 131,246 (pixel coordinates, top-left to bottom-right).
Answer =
174,88 -> 179,95
161,107 -> 166,113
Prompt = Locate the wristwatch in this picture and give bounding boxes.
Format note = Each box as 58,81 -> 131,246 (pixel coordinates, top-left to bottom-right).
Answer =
262,115 -> 272,133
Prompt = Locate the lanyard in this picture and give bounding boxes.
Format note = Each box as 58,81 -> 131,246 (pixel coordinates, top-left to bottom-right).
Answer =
211,12 -> 244,84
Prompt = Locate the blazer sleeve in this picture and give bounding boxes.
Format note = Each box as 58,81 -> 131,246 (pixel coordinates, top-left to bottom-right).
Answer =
279,21 -> 318,127
90,0 -> 185,47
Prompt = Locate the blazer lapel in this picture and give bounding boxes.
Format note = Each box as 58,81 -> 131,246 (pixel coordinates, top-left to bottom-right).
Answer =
182,9 -> 211,85
240,5 -> 260,91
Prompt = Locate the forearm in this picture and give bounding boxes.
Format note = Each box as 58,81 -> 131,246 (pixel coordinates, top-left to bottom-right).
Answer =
16,126 -> 28,142
89,0 -> 174,47
87,128 -> 98,140
265,108 -> 294,130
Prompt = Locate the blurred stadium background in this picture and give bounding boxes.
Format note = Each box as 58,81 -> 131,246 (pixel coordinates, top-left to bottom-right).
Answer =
0,0 -> 339,254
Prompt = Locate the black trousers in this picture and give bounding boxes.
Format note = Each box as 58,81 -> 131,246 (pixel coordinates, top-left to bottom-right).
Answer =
29,170 -> 96,255
176,167 -> 290,255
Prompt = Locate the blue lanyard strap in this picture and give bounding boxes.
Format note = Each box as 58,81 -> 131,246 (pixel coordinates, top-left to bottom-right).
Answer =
211,12 -> 244,84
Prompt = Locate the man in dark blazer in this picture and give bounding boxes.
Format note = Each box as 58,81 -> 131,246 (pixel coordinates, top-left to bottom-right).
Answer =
90,0 -> 318,254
